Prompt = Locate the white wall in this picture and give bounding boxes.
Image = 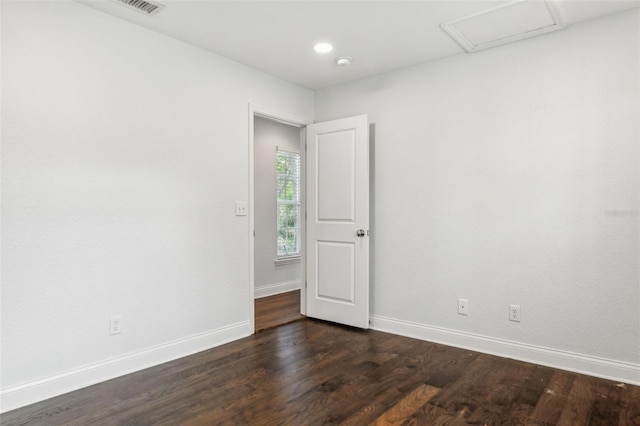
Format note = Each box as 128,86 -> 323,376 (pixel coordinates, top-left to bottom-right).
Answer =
0,1 -> 313,411
316,9 -> 639,382
254,117 -> 301,298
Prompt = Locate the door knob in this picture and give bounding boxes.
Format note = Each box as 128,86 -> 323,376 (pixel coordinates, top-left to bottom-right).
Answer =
356,229 -> 366,237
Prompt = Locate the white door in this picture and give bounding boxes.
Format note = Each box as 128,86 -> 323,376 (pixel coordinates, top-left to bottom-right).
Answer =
306,114 -> 369,328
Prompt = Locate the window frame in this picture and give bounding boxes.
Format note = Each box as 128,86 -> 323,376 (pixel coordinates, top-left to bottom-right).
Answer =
275,146 -> 301,260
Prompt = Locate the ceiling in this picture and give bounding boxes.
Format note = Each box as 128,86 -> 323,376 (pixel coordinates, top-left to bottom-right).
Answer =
79,1 -> 639,90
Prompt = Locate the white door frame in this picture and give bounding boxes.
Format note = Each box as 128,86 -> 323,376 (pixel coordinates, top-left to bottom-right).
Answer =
248,103 -> 311,334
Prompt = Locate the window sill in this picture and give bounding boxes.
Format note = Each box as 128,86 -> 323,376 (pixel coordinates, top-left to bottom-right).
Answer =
274,256 -> 301,266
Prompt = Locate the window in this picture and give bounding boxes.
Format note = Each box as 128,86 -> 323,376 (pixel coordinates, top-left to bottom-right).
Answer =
276,148 -> 301,257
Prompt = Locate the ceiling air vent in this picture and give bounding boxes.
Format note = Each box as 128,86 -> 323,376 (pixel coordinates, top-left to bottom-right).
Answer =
114,0 -> 165,16
441,0 -> 566,53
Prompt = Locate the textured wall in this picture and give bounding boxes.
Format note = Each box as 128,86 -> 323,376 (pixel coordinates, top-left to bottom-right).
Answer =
315,10 -> 639,365
1,0 -> 313,397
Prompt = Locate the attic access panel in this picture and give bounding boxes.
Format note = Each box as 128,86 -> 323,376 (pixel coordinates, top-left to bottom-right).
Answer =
441,0 -> 566,53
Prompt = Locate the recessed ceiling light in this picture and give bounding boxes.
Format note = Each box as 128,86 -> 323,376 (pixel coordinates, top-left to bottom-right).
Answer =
313,42 -> 333,54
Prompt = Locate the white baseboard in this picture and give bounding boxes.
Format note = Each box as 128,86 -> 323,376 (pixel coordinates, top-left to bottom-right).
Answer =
254,280 -> 301,299
0,321 -> 251,413
370,315 -> 640,386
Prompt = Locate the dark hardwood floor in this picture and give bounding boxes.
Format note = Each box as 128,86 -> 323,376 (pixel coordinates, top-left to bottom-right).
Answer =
2,319 -> 638,425
255,290 -> 304,332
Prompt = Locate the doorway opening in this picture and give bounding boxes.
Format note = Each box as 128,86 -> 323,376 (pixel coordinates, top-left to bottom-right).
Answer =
249,105 -> 309,333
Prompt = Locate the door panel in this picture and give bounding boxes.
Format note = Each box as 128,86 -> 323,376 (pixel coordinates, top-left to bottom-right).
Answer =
317,241 -> 355,303
317,130 -> 356,222
306,114 -> 369,329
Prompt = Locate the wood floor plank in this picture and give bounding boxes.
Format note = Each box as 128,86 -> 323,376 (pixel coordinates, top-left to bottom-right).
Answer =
2,319 -> 638,426
427,354 -> 498,418
374,384 -> 441,425
618,382 -> 640,426
401,402 -> 451,425
183,344 -> 358,422
271,351 -> 398,425
405,404 -> 473,426
340,344 -> 477,424
293,343 -> 432,424
255,290 -> 303,331
340,384 -> 405,425
529,369 -> 576,425
466,358 -> 537,424
329,343 -> 450,424
588,379 -> 624,425
557,375 -> 597,425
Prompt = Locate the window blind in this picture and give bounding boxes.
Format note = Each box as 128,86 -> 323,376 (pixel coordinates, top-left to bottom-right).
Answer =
276,148 -> 301,257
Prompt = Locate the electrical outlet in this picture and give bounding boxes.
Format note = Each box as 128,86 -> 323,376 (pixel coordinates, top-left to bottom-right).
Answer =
110,315 -> 122,335
458,298 -> 468,316
235,202 -> 248,216
509,305 -> 521,322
